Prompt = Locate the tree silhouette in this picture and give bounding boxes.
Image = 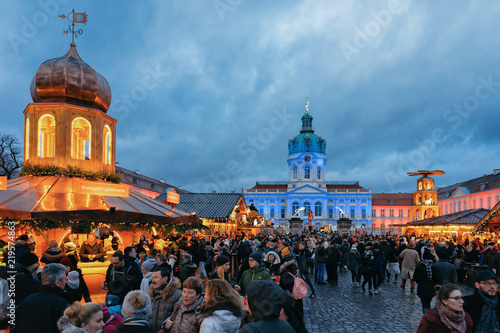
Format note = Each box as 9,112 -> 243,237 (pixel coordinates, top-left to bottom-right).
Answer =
0,133 -> 22,179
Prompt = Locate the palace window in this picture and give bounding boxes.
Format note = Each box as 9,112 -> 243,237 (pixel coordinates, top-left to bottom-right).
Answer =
292,165 -> 298,179
361,208 -> 366,218
372,209 -> 376,217
104,125 -> 112,165
270,207 -> 275,218
328,207 -> 333,218
362,199 -> 366,203
350,199 -> 355,203
281,207 -> 286,218
259,207 -> 264,215
38,114 -> 56,158
315,201 -> 322,216
399,209 -> 403,217
389,209 -> 394,217
71,117 -> 91,160
281,199 -> 285,203
304,201 -> 311,216
350,208 -> 355,218
270,199 -> 275,203
380,209 -> 385,217
292,201 -> 299,215
328,199 -> 333,203
317,167 -> 321,179
304,166 -> 310,179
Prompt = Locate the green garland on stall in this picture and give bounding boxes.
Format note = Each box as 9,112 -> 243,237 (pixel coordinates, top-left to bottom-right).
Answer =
20,163 -> 122,183
0,218 -> 208,235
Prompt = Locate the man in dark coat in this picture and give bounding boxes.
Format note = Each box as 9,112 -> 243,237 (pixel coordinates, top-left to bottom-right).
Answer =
433,251 -> 457,285
15,263 -> 70,333
240,280 -> 295,333
326,241 -> 340,284
463,270 -> 500,332
79,233 -> 106,262
14,252 -> 41,305
103,251 -> 142,303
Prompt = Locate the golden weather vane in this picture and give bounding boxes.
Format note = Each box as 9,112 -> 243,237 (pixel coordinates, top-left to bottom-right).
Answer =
59,9 -> 88,43
305,98 -> 310,115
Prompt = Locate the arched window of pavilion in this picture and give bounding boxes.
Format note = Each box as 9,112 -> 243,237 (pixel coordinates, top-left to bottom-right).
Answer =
103,125 -> 112,165
292,165 -> 298,179
71,117 -> 91,160
38,114 -> 55,158
25,114 -> 30,160
317,167 -> 321,180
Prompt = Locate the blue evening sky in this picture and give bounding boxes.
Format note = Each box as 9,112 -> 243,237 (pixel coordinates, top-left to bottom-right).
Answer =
1,1 -> 499,194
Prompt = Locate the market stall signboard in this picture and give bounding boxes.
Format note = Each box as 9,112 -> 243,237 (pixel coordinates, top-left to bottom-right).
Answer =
0,176 -> 6,190
75,180 -> 129,197
167,191 -> 180,204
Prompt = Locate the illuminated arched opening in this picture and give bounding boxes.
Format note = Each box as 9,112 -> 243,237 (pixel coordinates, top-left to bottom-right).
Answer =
103,125 -> 112,165
25,114 -> 30,160
38,114 -> 55,158
71,117 -> 91,160
303,201 -> 311,216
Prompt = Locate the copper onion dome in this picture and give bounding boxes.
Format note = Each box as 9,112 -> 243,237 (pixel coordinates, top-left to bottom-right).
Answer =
30,43 -> 112,113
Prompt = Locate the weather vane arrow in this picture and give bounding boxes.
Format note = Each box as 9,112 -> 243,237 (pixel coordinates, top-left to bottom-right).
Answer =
60,9 -> 88,43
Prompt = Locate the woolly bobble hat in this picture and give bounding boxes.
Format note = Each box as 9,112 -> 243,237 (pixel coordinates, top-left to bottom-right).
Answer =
249,252 -> 263,265
121,290 -> 152,320
100,304 -> 111,323
19,252 -> 38,267
216,255 -> 230,267
67,271 -> 79,281
141,259 -> 157,272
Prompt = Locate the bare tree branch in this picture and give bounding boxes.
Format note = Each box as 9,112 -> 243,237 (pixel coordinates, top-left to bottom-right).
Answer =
0,133 -> 22,179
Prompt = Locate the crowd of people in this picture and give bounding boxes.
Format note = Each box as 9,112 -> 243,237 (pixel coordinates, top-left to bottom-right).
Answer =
3,230 -> 500,332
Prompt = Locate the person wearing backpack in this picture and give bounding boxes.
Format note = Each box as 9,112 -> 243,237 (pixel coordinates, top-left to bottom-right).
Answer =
279,255 -> 309,333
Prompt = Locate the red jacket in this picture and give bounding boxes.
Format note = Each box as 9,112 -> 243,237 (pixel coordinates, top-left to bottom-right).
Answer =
417,308 -> 473,333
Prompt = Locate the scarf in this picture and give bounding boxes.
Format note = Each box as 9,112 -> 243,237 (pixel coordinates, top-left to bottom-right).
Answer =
66,278 -> 80,290
476,292 -> 500,333
422,259 -> 433,280
436,301 -> 467,333
140,272 -> 153,293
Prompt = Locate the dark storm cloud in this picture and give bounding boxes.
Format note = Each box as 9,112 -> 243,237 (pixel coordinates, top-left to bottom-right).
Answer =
1,0 -> 499,194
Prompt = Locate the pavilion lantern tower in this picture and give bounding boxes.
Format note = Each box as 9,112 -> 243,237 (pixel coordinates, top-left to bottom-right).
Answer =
408,170 -> 445,221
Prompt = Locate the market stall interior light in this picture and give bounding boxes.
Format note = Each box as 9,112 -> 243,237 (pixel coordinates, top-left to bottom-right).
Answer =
38,114 -> 55,158
71,117 -> 91,160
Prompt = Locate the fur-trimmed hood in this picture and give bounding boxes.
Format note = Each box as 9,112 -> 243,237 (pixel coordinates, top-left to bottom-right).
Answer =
149,276 -> 181,301
264,251 -> 281,265
279,258 -> 297,273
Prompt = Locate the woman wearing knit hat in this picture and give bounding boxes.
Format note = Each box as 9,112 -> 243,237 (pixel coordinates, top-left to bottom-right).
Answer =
60,257 -> 92,303
57,302 -> 105,333
237,252 -> 271,295
208,255 -> 231,281
114,290 -> 155,333
140,258 -> 157,293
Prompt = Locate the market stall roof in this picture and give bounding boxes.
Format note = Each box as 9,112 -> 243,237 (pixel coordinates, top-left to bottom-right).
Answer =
472,201 -> 500,235
0,176 -> 194,224
389,208 -> 489,227
158,193 -> 244,219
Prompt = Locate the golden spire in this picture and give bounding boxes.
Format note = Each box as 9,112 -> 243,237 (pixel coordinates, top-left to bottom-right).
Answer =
59,9 -> 88,43
305,98 -> 310,115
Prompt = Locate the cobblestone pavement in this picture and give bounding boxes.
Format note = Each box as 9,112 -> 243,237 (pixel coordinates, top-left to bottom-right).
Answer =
302,269 -> 473,333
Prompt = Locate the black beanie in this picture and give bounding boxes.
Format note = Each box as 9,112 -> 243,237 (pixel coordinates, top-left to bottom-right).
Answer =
249,252 -> 263,265
216,255 -> 230,267
19,252 -> 38,267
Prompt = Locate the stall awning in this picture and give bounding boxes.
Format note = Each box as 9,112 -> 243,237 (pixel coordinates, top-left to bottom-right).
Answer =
0,176 -> 195,224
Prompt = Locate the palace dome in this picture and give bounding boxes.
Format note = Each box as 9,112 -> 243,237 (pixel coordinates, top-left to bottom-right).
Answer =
288,112 -> 326,155
30,43 -> 111,112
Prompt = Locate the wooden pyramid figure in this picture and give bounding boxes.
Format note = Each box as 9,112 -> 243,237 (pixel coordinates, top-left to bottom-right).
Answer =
408,170 -> 445,221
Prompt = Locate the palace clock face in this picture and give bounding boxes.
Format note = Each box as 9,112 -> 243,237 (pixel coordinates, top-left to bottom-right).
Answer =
303,155 -> 311,162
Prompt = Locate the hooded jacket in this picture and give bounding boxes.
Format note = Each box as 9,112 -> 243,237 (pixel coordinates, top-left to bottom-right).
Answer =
264,251 -> 281,276
148,277 -> 182,330
199,309 -> 241,333
238,266 -> 272,295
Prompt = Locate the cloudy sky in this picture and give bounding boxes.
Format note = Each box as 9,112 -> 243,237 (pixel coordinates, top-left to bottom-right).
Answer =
1,1 -> 499,194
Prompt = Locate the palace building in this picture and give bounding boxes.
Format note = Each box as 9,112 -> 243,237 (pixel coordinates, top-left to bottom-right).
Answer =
244,100 -> 373,230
